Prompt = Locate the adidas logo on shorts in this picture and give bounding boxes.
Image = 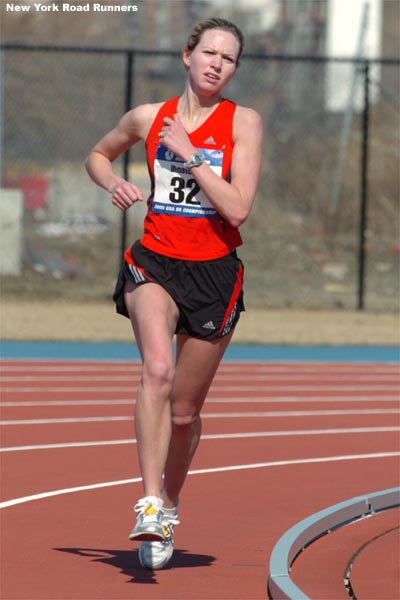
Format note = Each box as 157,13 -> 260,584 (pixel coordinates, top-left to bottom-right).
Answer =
202,320 -> 216,330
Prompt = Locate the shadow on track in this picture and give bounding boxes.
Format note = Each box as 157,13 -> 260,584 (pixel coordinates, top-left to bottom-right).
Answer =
55,547 -> 216,583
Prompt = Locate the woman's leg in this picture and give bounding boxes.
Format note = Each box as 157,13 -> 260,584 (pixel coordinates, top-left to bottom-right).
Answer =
162,332 -> 234,508
124,280 -> 179,499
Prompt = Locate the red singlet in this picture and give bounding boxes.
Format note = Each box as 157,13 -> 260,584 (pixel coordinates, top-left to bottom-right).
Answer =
138,96 -> 242,261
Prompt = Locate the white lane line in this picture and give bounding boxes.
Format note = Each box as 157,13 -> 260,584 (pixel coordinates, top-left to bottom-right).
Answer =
0,417 -> 132,425
1,408 -> 398,425
2,385 -> 398,393
0,477 -> 142,509
202,409 -> 399,418
1,394 -> 398,407
1,363 -> 397,373
1,374 -> 398,382
1,451 -> 399,509
1,365 -> 142,372
1,426 -> 399,453
0,375 -> 141,383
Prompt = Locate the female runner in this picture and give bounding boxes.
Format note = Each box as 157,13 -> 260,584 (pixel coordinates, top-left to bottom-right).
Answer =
85,17 -> 263,570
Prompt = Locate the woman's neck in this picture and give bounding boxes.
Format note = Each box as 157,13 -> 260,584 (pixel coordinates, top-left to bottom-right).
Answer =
177,87 -> 222,132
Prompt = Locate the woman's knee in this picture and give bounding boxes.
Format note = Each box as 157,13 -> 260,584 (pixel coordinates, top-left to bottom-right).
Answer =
141,358 -> 175,395
171,412 -> 201,430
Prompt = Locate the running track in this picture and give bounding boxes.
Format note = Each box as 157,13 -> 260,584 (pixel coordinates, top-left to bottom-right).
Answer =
1,342 -> 399,599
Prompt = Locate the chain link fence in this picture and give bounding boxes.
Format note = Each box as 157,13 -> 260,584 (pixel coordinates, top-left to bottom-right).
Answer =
1,45 -> 399,311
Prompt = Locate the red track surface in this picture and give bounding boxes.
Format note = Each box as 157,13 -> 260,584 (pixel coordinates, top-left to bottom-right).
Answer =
1,360 -> 399,599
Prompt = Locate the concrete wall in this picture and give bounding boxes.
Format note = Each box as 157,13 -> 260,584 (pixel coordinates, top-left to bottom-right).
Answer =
0,189 -> 23,275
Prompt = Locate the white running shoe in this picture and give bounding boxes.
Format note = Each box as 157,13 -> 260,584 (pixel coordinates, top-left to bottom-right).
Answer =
129,496 -> 165,542
138,509 -> 179,570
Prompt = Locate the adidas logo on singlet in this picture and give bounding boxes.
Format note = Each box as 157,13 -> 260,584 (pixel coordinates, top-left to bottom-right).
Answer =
202,320 -> 216,330
203,136 -> 216,145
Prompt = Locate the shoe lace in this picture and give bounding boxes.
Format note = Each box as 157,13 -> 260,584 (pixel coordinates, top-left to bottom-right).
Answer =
164,515 -> 180,526
161,517 -> 180,541
134,496 -> 162,515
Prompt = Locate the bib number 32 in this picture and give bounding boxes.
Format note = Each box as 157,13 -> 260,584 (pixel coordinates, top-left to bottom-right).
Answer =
169,176 -> 200,205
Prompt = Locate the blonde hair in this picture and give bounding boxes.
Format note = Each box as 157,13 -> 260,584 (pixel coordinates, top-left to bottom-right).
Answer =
185,18 -> 244,65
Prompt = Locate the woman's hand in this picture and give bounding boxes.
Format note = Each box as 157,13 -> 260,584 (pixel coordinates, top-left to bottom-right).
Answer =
109,178 -> 143,211
158,114 -> 195,162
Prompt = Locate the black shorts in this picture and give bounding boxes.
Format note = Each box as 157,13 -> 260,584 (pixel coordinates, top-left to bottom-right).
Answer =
113,241 -> 245,340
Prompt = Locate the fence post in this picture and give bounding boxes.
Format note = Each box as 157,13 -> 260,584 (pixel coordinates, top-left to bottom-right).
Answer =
357,59 -> 370,310
120,50 -> 135,267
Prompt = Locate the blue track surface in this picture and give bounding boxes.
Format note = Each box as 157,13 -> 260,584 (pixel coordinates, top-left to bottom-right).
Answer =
1,340 -> 398,362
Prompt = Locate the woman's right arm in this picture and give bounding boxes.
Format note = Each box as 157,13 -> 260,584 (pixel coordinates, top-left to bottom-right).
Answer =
85,103 -> 157,211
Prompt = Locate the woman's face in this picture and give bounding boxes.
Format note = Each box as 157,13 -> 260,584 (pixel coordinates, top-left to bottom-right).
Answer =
183,29 -> 240,95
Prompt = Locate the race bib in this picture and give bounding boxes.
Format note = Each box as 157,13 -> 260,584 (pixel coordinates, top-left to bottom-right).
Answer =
151,146 -> 223,219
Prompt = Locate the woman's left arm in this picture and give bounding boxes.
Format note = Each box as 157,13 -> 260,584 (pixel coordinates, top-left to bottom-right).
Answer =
160,107 -> 263,228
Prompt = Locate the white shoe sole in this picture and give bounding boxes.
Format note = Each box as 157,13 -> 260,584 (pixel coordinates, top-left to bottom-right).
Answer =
139,540 -> 174,569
